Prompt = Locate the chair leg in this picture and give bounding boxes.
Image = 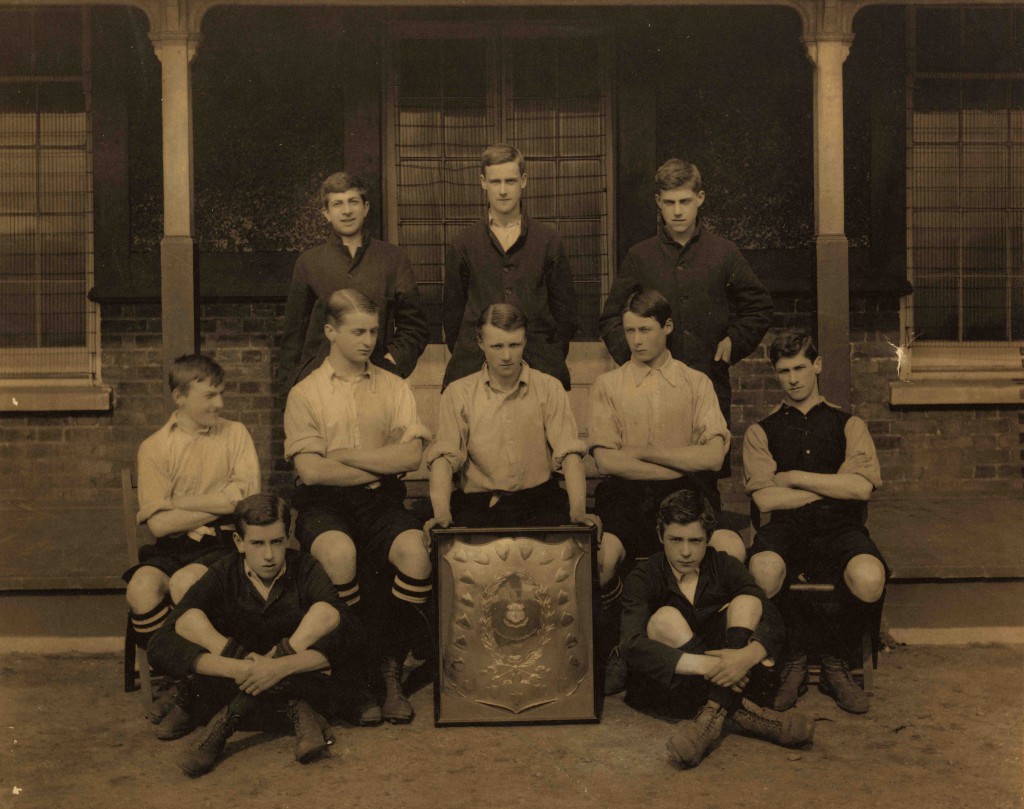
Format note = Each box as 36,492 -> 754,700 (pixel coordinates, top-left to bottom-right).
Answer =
861,629 -> 874,696
124,617 -> 138,693
138,646 -> 153,703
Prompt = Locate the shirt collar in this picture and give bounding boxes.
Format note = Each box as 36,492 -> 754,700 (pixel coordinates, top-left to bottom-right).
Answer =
482,360 -> 530,394
488,212 -> 522,230
776,394 -> 831,416
328,228 -> 371,259
167,410 -> 217,436
627,353 -> 678,387
658,219 -> 704,249
244,559 -> 288,600
319,357 -> 375,389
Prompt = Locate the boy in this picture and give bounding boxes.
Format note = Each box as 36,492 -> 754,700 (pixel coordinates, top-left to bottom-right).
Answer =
277,172 -> 428,389
743,330 -> 888,714
619,487 -> 814,769
588,289 -> 744,688
148,494 -> 359,777
599,158 -> 772,440
125,353 -> 260,738
442,144 -> 579,391
284,288 -> 432,724
426,303 -> 598,532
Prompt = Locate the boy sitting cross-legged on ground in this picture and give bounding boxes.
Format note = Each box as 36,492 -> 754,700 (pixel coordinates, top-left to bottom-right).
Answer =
619,485 -> 815,768
148,494 -> 363,777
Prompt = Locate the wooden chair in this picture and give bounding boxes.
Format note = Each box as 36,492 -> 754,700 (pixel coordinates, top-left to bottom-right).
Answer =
122,468 -> 157,700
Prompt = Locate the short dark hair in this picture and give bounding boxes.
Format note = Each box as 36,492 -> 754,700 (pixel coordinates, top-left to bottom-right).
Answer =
654,158 -> 703,195
476,303 -> 528,338
623,288 -> 672,327
169,354 -> 224,396
320,172 -> 368,208
326,288 -> 378,327
234,494 -> 292,537
656,485 -> 715,540
480,143 -> 525,176
769,330 -> 819,367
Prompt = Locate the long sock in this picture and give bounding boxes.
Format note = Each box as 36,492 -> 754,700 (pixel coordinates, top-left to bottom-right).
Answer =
130,597 -> 171,649
336,578 -> 361,608
598,576 -> 624,661
386,571 -> 432,663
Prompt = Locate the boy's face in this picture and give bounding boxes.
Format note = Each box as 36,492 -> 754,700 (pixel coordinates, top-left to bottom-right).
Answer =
172,378 -> 224,431
660,520 -> 709,577
322,189 -> 369,239
234,520 -> 288,586
623,311 -> 672,366
325,310 -> 379,367
657,184 -> 705,243
478,323 -> 526,386
480,162 -> 526,218
773,350 -> 822,405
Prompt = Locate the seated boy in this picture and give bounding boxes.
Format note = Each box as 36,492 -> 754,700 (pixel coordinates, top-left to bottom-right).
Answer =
124,353 -> 260,737
588,289 -> 744,688
425,303 -> 598,533
284,288 -> 432,724
619,486 -> 814,769
743,330 -> 888,714
148,494 -> 359,777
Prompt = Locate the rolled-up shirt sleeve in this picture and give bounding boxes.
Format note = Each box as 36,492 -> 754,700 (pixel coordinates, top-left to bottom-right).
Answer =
136,441 -> 174,525
283,387 -> 327,461
220,423 -> 261,505
390,378 -> 432,445
425,387 -> 470,474
839,416 -> 882,490
691,374 -> 730,449
586,377 -> 623,452
742,423 -> 777,494
542,380 -> 587,471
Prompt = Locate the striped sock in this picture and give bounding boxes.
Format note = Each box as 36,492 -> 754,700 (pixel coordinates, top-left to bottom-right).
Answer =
130,598 -> 171,649
336,579 -> 360,607
391,571 -> 432,605
600,576 -> 623,608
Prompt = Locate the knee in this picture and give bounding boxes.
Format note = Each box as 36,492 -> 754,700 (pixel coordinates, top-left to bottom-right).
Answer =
598,532 -> 626,584
311,531 -> 358,581
647,606 -> 693,648
389,530 -> 431,577
710,529 -> 746,563
168,564 -> 207,603
749,551 -> 787,598
844,554 -> 886,603
125,568 -> 168,612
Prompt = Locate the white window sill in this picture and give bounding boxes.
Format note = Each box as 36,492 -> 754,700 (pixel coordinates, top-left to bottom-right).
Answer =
0,384 -> 112,412
889,379 -> 1023,406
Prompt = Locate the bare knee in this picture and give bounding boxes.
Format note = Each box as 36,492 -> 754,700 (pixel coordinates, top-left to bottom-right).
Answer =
749,551 -> 787,598
125,567 -> 169,613
844,554 -> 886,603
598,532 -> 626,586
389,530 -> 431,578
311,531 -> 357,582
169,564 -> 207,603
710,529 -> 746,563
647,606 -> 693,648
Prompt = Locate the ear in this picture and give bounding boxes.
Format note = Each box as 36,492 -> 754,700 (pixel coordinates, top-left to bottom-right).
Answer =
520,173 -> 527,189
232,531 -> 245,553
695,190 -> 706,208
664,318 -> 674,336
480,174 -> 487,191
171,387 -> 185,407
321,206 -> 331,224
812,356 -> 823,375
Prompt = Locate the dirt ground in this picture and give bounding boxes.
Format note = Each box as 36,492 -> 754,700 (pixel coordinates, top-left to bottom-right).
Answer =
1,644 -> 1021,809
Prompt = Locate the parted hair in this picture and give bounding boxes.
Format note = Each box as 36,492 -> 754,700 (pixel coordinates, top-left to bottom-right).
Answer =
656,486 -> 715,540
480,143 -> 525,176
169,354 -> 224,396
234,494 -> 292,537
769,330 -> 819,366
654,158 -> 703,195
623,288 -> 672,327
320,172 -> 368,208
326,288 -> 378,327
476,303 -> 528,338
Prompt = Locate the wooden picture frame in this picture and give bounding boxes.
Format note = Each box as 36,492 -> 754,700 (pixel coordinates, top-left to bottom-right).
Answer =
431,525 -> 600,726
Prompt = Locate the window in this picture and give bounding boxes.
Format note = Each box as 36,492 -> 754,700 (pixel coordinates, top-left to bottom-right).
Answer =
901,7 -> 1024,392
0,8 -> 100,391
384,22 -> 613,341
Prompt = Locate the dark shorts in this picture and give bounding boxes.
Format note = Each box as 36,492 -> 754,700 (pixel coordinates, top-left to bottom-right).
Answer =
122,526 -> 235,583
293,478 -> 422,578
749,505 -> 890,585
594,476 -> 720,561
451,478 -> 570,528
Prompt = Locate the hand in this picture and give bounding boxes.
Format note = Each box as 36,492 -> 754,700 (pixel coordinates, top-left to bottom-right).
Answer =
703,648 -> 754,688
236,653 -> 288,696
424,514 -> 453,537
714,336 -> 733,364
570,512 -> 603,549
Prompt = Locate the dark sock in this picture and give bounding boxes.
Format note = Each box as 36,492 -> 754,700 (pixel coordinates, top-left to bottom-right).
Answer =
336,578 -> 360,608
130,597 -> 172,649
725,627 -> 754,649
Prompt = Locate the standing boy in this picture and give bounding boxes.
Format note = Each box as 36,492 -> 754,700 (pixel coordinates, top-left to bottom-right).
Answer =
442,144 -> 579,391
588,289 -> 744,686
125,354 -> 261,738
148,494 -> 359,777
277,172 -> 428,390
426,303 -> 597,532
743,330 -> 888,714
619,486 -> 814,769
599,158 -> 772,438
284,288 -> 432,724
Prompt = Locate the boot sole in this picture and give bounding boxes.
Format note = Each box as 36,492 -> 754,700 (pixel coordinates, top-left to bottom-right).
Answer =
382,714 -> 414,724
295,743 -> 330,764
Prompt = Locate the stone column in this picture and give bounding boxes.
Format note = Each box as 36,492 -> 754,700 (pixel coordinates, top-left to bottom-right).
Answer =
150,31 -> 200,383
803,1 -> 855,408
